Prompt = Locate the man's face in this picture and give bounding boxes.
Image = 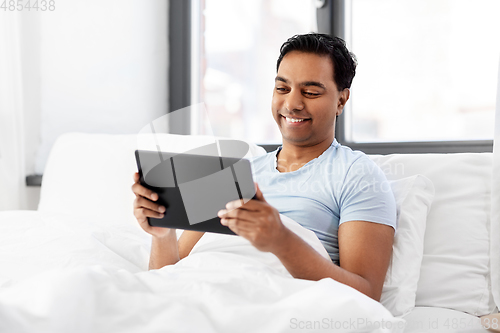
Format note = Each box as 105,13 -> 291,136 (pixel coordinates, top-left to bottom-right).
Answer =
272,51 -> 348,147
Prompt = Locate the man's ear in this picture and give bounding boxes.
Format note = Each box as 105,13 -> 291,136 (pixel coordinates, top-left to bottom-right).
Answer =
336,88 -> 350,116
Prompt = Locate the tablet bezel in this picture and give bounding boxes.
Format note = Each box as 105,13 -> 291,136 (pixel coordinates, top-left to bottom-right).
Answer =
135,149 -> 256,235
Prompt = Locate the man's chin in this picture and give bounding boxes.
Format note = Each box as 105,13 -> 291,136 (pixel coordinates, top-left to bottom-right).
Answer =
281,135 -> 312,146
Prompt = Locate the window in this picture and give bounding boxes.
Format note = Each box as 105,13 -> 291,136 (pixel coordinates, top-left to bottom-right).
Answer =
344,0 -> 500,144
190,0 -> 318,144
170,0 -> 498,153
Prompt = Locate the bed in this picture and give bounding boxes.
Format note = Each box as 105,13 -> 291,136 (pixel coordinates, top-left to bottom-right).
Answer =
0,132 -> 498,332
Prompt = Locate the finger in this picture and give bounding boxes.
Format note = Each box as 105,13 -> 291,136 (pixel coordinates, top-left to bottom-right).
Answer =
218,209 -> 227,218
134,196 -> 166,214
131,182 -> 159,201
219,208 -> 257,224
222,218 -> 255,236
133,172 -> 139,183
135,207 -> 165,220
225,197 -> 262,212
225,199 -> 244,211
222,217 -> 240,234
222,217 -> 254,230
136,211 -> 161,233
254,182 -> 266,202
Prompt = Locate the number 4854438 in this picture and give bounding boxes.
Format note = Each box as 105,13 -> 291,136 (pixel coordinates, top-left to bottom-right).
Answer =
1,0 -> 55,11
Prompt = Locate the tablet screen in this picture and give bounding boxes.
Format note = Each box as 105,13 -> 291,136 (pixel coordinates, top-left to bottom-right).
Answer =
135,149 -> 256,235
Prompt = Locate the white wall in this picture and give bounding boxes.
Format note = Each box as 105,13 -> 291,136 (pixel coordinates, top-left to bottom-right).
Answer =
12,1 -> 169,210
20,11 -> 42,210
35,0 -> 169,176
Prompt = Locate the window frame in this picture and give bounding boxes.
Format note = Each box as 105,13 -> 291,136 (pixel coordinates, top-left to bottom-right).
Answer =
26,0 -> 493,187
329,0 -> 493,154
168,0 -> 192,135
171,0 -> 493,154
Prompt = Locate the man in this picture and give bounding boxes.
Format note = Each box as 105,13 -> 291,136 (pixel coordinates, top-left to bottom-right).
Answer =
131,33 -> 396,302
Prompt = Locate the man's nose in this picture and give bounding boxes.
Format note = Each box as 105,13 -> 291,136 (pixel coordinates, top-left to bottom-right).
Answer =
285,89 -> 304,112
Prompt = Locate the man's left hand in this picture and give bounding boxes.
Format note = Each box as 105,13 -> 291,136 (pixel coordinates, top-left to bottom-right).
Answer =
218,183 -> 285,252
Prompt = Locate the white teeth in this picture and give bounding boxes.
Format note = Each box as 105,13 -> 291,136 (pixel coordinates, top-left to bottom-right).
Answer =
286,117 -> 305,123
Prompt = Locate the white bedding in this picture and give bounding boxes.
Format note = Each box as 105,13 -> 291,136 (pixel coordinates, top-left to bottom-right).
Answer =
402,307 -> 490,333
0,211 -> 405,333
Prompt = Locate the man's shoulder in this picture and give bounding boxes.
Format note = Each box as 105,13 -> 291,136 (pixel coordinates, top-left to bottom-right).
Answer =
248,149 -> 276,173
323,142 -> 384,180
248,150 -> 275,164
323,141 -> 372,168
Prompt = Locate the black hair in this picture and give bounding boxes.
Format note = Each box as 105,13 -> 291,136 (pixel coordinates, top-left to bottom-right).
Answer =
276,33 -> 357,91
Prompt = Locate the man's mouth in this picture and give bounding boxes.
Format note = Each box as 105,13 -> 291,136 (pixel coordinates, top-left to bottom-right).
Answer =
281,115 -> 311,124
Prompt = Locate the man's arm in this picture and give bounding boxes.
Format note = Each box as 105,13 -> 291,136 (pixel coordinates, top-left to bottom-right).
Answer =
149,230 -> 205,270
219,184 -> 394,301
149,231 -> 179,270
179,230 -> 205,259
132,172 -> 204,270
269,220 -> 394,301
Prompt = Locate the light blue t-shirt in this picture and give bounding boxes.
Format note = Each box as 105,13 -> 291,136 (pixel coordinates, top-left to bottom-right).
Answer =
249,139 -> 397,265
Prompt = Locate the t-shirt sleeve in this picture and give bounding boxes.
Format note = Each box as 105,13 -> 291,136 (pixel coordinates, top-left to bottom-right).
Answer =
338,157 -> 397,230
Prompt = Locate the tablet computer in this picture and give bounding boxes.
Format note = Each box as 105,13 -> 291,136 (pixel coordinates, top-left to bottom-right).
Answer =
135,149 -> 256,235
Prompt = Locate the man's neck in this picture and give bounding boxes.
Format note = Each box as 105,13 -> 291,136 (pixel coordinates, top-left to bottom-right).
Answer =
276,138 -> 334,173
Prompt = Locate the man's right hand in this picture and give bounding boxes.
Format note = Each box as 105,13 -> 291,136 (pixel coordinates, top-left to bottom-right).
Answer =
132,172 -> 174,239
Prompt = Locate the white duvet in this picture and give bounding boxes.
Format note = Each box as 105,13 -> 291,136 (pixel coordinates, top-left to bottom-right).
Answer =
0,211 -> 405,333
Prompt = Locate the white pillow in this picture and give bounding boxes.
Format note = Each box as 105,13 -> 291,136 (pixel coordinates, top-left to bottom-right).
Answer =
38,133 -> 267,229
371,153 -> 497,316
380,175 -> 435,317
492,55 -> 500,310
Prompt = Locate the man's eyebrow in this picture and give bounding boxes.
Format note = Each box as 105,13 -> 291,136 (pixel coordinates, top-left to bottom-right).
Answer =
274,76 -> 326,90
275,76 -> 288,83
300,81 -> 326,89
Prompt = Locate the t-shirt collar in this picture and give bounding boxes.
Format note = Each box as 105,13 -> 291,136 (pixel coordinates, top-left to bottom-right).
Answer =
273,139 -> 339,172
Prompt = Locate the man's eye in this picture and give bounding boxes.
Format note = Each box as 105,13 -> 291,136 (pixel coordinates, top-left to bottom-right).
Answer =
276,87 -> 287,92
304,92 -> 320,97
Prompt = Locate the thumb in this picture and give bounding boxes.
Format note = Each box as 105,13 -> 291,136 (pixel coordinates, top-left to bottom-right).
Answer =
254,182 -> 266,202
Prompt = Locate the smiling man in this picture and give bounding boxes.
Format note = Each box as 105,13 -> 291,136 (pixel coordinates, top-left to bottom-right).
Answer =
132,33 -> 396,302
